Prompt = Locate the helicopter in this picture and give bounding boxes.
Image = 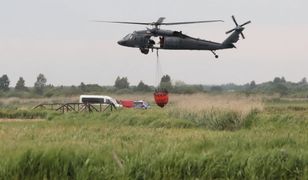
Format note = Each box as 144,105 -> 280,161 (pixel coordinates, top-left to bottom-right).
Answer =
95,16 -> 251,58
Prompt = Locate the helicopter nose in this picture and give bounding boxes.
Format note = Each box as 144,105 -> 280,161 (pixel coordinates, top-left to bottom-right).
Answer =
117,40 -> 125,46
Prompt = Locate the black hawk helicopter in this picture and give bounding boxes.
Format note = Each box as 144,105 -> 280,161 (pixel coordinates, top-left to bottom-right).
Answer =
95,16 -> 251,58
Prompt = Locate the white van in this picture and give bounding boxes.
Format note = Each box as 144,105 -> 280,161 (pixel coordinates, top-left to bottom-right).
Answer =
79,95 -> 122,107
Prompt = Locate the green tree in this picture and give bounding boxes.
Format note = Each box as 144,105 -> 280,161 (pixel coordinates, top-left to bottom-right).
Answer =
34,73 -> 47,95
15,77 -> 27,91
281,77 -> 286,83
249,80 -> 257,90
0,74 -> 10,91
273,77 -> 286,84
273,83 -> 288,96
136,81 -> 151,92
273,77 -> 281,84
79,82 -> 88,92
160,75 -> 172,90
114,76 -> 129,89
299,77 -> 307,85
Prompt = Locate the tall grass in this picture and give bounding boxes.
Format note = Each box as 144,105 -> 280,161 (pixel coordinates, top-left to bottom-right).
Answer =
0,94 -> 307,179
1,148 -> 306,179
0,119 -> 307,179
0,96 -> 78,109
167,93 -> 263,130
169,93 -> 264,114
168,108 -> 260,130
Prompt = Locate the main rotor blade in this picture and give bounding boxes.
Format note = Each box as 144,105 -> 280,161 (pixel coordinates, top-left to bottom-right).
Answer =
240,21 -> 251,27
93,19 -> 224,27
226,28 -> 236,34
232,15 -> 239,26
161,20 -> 224,25
93,20 -> 151,26
156,17 -> 166,24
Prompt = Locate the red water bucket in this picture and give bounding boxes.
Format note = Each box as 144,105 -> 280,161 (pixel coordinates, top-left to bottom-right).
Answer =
154,90 -> 169,108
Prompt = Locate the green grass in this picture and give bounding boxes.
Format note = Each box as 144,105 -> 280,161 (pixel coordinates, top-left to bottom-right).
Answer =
0,109 -> 48,119
265,98 -> 308,112
0,99 -> 308,179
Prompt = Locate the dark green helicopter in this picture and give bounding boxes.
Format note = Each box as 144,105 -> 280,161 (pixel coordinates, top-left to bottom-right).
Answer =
95,16 -> 251,58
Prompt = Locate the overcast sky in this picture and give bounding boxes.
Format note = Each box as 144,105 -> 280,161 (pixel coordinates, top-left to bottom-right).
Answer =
0,0 -> 307,86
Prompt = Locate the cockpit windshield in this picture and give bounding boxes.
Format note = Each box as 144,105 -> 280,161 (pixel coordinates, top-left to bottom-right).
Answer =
123,33 -> 133,40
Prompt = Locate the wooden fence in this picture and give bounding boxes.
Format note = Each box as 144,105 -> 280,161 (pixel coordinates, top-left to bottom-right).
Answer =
33,103 -> 116,113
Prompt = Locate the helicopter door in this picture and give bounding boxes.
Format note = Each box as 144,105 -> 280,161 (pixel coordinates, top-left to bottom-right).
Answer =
159,36 -> 165,48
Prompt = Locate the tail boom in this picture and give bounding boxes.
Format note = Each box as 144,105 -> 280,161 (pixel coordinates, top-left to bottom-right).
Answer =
222,27 -> 244,48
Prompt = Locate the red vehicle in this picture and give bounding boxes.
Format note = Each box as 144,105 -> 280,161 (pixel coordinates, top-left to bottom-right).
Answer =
120,100 -> 134,108
120,100 -> 150,109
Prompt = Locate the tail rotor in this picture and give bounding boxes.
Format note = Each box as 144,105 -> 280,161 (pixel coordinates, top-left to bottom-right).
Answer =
226,15 -> 251,39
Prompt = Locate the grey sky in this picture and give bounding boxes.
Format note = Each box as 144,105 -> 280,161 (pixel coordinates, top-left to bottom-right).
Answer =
0,0 -> 307,86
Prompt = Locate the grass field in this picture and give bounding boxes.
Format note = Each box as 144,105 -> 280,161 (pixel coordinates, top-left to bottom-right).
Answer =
0,94 -> 307,179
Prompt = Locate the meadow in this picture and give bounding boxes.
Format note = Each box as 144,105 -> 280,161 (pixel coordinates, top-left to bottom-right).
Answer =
0,93 -> 307,179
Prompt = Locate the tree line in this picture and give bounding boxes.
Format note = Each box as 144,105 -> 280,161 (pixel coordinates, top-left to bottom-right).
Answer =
0,74 -> 176,97
0,73 -> 308,97
0,74 -> 47,94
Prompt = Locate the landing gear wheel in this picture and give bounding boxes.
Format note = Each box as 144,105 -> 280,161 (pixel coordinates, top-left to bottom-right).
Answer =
211,50 -> 219,59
